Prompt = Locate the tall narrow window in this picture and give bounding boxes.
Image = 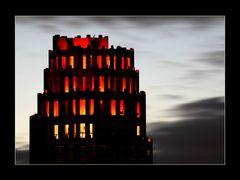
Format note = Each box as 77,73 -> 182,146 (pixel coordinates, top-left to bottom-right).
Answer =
114,55 -> 117,70
121,56 -> 125,69
127,57 -> 130,68
99,100 -> 104,115
110,100 -> 116,116
91,75 -> 95,91
56,56 -> 59,70
54,100 -> 59,117
82,76 -> 86,91
82,55 -> 86,69
79,99 -> 86,115
80,123 -> 86,138
65,100 -> 69,116
113,77 -> 117,92
62,56 -> 66,69
120,100 -> 125,116
137,126 -> 140,136
99,76 -> 104,92
69,56 -> 74,68
46,101 -> 50,117
73,124 -> 77,138
108,76 -> 111,90
90,55 -> 93,67
64,77 -> 69,93
72,99 -> 76,116
65,124 -> 69,138
54,125 -> 59,139
97,55 -> 102,68
50,59 -> 54,69
89,99 -> 94,115
122,77 -> 126,92
73,76 -> 77,91
129,78 -> 133,94
106,55 -> 110,68
90,123 -> 94,138
136,101 -> 140,118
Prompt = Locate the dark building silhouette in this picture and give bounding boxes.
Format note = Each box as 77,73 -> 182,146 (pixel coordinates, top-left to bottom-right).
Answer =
30,34 -> 152,164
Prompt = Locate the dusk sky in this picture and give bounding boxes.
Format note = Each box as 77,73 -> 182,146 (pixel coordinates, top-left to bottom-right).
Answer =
15,16 -> 225,164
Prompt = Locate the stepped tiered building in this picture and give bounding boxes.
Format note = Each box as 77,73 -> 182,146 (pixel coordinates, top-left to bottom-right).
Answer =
30,34 -> 152,164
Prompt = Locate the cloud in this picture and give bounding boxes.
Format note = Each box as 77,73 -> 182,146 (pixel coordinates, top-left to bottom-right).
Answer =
158,94 -> 184,100
195,50 -> 224,68
147,96 -> 224,164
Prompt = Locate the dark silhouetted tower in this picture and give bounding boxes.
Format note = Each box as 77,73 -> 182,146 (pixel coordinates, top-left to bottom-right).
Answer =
30,34 -> 152,164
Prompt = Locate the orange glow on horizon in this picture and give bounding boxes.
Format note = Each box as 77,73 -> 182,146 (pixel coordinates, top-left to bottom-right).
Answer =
53,100 -> 59,117
120,100 -> 125,116
111,100 -> 116,116
79,99 -> 86,115
64,77 -> 69,93
69,56 -> 74,68
99,76 -> 104,92
89,99 -> 94,115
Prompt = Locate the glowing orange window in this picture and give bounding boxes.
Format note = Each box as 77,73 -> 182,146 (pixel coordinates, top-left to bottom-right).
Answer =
69,56 -> 74,68
90,55 -> 93,67
121,56 -> 125,69
99,76 -> 104,92
113,77 -> 117,92
129,78 -> 133,94
54,125 -> 59,139
114,55 -> 117,70
83,55 -> 86,69
79,99 -> 86,115
137,126 -> 140,136
106,55 -> 110,68
73,76 -> 77,92
73,124 -> 77,138
53,100 -> 59,117
127,57 -> 130,68
120,100 -> 125,116
97,55 -> 102,68
62,56 -> 66,69
91,75 -> 95,91
65,124 -> 69,138
136,102 -> 140,118
72,99 -> 76,116
89,99 -> 94,115
64,77 -> 69,93
122,77 -> 126,92
108,76 -> 111,90
56,57 -> 59,70
90,123 -> 94,138
110,100 -> 116,116
82,76 -> 86,91
46,101 -> 50,117
80,123 -> 86,138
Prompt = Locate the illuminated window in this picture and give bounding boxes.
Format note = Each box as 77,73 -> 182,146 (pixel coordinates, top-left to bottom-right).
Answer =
90,123 -> 94,138
136,102 -> 140,118
54,125 -> 59,139
72,99 -> 76,115
79,99 -> 86,115
50,59 -> 54,69
127,57 -> 130,68
120,100 -> 125,116
54,100 -> 59,117
73,76 -> 77,92
73,124 -> 77,138
99,100 -> 104,115
114,55 -> 117,70
80,123 -> 86,138
82,76 -> 86,91
113,77 -> 117,91
106,55 -> 110,68
110,100 -> 116,116
122,77 -> 126,92
97,55 -> 102,68
46,101 -> 50,117
121,56 -> 125,69
82,55 -> 86,69
129,78 -> 133,94
65,100 -> 69,116
137,126 -> 140,136
65,124 -> 69,138
99,76 -> 104,92
90,55 -> 93,67
56,57 -> 59,70
91,75 -> 95,91
69,56 -> 74,68
64,77 -> 69,93
62,56 -> 66,69
89,99 -> 94,115
108,76 -> 111,90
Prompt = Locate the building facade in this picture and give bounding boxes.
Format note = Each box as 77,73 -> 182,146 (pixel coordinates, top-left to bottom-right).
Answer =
30,34 -> 152,164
